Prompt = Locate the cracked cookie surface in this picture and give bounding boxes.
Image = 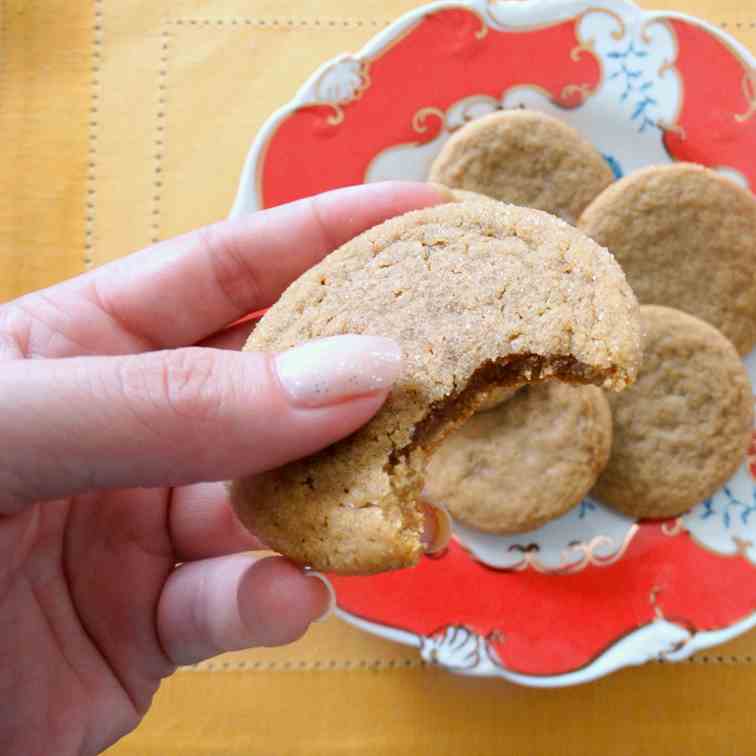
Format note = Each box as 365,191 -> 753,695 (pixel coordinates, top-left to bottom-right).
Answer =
230,202 -> 640,574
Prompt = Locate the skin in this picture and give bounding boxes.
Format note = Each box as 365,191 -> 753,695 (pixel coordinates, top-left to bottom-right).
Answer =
0,182 -> 445,756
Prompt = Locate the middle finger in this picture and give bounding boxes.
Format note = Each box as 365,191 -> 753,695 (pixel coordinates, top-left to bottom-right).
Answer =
170,482 -> 266,561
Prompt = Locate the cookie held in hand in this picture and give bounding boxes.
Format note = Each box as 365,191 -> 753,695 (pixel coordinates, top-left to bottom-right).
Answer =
231,202 -> 641,574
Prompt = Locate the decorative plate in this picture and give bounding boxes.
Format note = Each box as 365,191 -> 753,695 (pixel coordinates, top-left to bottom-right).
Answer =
231,0 -> 756,686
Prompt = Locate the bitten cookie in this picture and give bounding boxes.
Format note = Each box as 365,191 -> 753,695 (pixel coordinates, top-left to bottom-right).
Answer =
578,162 -> 756,355
425,382 -> 612,533
593,305 -> 753,518
429,109 -> 614,223
231,202 -> 641,574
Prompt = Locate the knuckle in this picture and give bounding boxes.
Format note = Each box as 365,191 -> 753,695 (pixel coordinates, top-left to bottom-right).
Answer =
157,349 -> 226,422
117,349 -> 226,424
199,223 -> 264,314
307,195 -> 337,252
0,302 -> 36,359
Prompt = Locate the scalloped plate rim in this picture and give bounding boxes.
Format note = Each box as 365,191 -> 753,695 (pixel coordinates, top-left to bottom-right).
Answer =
335,608 -> 756,687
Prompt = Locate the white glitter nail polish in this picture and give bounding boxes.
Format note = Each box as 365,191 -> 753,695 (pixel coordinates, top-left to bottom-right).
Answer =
275,335 -> 402,408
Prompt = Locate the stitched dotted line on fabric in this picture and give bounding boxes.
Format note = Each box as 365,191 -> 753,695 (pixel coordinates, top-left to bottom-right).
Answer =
177,655 -> 756,672
171,18 -> 392,28
150,16 -> 386,245
681,655 -> 756,664
178,658 -> 425,673
167,17 -> 756,29
84,0 -> 105,268
718,21 -> 756,29
151,29 -> 169,245
0,0 -> 6,114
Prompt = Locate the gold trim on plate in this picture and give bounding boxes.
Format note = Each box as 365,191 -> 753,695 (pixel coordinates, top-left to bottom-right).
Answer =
456,523 -> 640,575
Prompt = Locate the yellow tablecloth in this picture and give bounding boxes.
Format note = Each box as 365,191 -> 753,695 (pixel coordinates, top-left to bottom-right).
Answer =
3,1 -> 756,753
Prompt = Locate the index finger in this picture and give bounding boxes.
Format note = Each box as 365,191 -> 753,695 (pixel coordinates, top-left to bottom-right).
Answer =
6,182 -> 450,358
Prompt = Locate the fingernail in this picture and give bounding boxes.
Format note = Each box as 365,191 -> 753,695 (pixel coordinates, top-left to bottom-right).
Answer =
419,498 -> 452,554
275,335 -> 402,408
428,181 -> 458,203
305,570 -> 336,623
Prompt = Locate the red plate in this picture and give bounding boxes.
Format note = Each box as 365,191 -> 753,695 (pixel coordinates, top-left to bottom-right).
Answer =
231,0 -> 756,684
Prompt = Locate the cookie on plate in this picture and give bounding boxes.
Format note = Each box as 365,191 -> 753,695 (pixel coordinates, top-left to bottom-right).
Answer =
593,305 -> 753,519
578,162 -> 756,355
425,382 -> 612,533
231,202 -> 641,574
429,109 -> 614,223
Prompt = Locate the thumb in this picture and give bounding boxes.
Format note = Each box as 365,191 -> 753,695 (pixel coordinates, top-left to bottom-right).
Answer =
0,335 -> 401,512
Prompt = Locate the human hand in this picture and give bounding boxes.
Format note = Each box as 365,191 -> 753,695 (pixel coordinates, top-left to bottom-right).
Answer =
0,182 -> 447,755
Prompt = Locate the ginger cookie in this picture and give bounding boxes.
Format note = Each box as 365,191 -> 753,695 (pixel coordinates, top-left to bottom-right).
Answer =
429,110 -> 614,223
231,202 -> 641,574
578,162 -> 756,355
593,305 -> 753,519
425,382 -> 612,533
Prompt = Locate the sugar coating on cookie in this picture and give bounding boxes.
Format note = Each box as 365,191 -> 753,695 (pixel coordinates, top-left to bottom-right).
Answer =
429,109 -> 614,223
425,382 -> 612,533
231,202 -> 641,574
578,162 -> 756,356
593,305 -> 753,519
